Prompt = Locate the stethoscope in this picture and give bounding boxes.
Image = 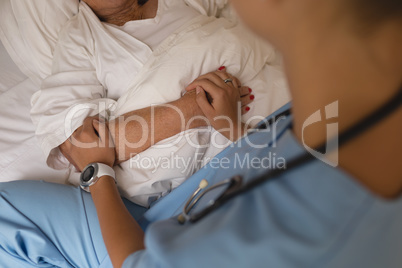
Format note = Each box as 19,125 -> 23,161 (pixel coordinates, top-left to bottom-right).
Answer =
178,86 -> 402,224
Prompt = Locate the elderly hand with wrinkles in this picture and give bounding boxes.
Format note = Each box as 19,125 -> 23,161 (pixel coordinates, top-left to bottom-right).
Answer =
60,66 -> 254,170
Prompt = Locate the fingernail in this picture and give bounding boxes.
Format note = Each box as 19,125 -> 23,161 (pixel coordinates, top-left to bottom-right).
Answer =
245,107 -> 250,112
249,88 -> 252,93
250,95 -> 255,100
93,119 -> 100,123
218,66 -> 226,71
196,86 -> 201,94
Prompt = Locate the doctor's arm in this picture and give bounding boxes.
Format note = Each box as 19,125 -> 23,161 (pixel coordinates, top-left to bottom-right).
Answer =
66,72 -> 250,268
64,117 -> 144,268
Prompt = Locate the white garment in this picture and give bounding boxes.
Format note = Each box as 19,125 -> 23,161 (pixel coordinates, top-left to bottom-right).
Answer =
116,1 -> 199,51
31,0 -> 290,206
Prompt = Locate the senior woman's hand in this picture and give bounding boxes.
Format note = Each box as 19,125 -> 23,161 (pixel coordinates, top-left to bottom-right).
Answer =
186,67 -> 252,141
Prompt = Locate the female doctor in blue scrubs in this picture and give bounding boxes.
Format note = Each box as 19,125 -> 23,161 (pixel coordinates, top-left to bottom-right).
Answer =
0,0 -> 401,267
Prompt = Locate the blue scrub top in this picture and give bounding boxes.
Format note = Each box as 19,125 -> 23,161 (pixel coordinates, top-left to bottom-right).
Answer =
123,103 -> 402,267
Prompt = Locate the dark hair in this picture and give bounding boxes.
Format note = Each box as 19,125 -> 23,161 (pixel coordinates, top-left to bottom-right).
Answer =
138,0 -> 149,6
353,0 -> 402,24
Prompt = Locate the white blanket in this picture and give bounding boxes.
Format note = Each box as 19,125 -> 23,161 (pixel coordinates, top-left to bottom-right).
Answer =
30,0 -> 290,206
0,42 -> 70,184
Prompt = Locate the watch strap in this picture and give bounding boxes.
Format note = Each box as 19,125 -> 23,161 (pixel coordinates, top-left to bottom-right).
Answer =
96,163 -> 115,181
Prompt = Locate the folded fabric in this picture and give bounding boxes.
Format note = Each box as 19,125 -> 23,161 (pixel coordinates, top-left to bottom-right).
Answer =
32,1 -> 290,206
0,0 -> 232,86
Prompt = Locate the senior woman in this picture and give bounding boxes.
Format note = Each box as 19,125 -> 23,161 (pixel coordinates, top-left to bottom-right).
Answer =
0,0 -> 401,268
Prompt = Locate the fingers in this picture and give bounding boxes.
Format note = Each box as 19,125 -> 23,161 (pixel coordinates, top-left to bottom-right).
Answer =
69,117 -> 101,149
240,94 -> 253,107
233,76 -> 241,88
191,73 -> 229,90
239,86 -> 252,97
214,68 -> 239,88
189,79 -> 225,102
59,139 -> 81,171
186,66 -> 239,91
241,105 -> 251,115
61,116 -> 116,170
217,66 -> 241,89
239,86 -> 253,114
92,119 -> 103,142
82,117 -> 96,137
188,75 -> 241,103
185,67 -> 254,118
195,86 -> 215,119
92,119 -> 114,148
220,70 -> 241,89
240,94 -> 252,115
223,74 -> 240,89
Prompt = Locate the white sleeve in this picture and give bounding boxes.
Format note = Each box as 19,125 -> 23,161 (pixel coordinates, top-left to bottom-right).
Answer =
30,16 -> 116,169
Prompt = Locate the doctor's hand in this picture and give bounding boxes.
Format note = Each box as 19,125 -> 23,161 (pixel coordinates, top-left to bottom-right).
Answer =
186,67 -> 252,141
59,117 -> 115,171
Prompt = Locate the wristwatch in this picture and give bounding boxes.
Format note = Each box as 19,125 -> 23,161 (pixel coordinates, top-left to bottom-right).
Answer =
80,163 -> 116,191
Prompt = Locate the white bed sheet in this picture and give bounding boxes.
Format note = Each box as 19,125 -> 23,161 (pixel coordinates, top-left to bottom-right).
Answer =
0,41 -> 69,184
0,41 -> 26,93
0,19 -> 290,191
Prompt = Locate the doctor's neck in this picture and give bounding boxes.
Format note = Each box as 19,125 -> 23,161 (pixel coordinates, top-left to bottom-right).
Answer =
280,3 -> 402,199
84,0 -> 158,26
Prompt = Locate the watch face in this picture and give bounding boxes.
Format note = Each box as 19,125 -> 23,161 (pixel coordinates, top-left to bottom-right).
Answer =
82,166 -> 95,183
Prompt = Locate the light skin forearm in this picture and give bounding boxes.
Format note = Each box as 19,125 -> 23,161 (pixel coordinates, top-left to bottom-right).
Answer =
60,91 -> 205,168
108,90 -> 206,163
59,69 -> 253,169
90,176 -> 145,268
58,117 -> 143,268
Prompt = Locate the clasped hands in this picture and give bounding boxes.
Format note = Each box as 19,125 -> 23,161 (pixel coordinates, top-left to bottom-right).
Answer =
59,67 -> 254,171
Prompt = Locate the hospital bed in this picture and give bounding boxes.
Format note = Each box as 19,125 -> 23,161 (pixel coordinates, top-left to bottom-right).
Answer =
0,39 -> 71,183
0,0 -> 78,184
0,0 -> 290,192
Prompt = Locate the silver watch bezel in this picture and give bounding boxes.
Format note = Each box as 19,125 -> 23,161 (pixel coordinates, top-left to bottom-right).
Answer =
80,163 -> 116,191
80,163 -> 100,189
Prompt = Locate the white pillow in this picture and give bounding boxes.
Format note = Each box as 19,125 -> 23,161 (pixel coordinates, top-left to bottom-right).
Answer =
0,0 -> 79,86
